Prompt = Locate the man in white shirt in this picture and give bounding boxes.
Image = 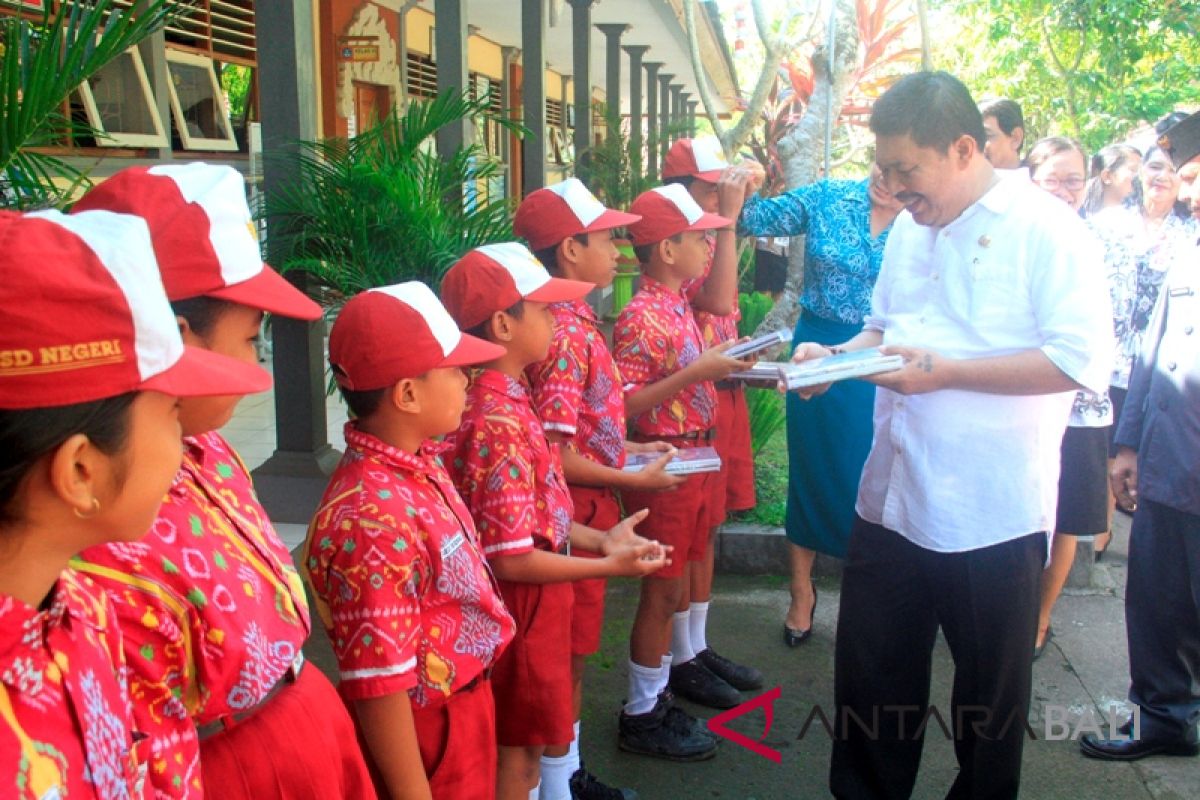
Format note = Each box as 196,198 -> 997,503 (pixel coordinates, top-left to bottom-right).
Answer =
793,72 -> 1113,799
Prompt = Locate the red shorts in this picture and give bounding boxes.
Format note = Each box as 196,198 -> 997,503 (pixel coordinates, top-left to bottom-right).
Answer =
492,579 -> 575,746
200,662 -> 377,799
412,677 -> 497,800
568,485 -> 621,656
714,385 -> 756,515
621,453 -> 719,580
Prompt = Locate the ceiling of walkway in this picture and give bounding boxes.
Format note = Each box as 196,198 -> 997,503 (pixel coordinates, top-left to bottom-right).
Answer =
417,0 -> 735,114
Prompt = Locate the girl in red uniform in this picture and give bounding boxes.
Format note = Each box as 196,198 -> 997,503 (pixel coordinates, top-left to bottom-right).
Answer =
0,208 -> 270,800
71,165 -> 376,799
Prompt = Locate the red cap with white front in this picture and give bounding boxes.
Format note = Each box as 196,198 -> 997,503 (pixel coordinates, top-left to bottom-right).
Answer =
662,136 -> 730,182
513,178 -> 642,251
440,242 -> 594,329
329,282 -> 505,391
71,163 -> 322,321
0,210 -> 272,410
626,184 -> 733,247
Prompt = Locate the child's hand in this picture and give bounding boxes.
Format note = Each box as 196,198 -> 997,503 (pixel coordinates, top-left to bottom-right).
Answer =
629,449 -> 686,491
624,439 -> 673,455
602,509 -> 650,552
606,538 -> 672,577
691,340 -> 755,382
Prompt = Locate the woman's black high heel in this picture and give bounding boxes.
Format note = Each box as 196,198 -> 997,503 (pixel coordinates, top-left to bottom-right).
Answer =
783,586 -> 818,647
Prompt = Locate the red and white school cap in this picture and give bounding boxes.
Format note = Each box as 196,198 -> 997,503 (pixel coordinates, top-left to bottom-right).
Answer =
626,184 -> 733,246
440,243 -> 594,329
72,163 -> 322,321
0,209 -> 272,409
513,178 -> 642,251
329,282 -> 504,391
662,136 -> 729,182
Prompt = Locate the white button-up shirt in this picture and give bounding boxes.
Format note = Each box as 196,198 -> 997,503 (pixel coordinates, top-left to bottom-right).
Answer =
856,175 -> 1114,552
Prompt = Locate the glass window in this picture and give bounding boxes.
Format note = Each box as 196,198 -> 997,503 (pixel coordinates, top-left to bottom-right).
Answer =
75,46 -> 167,148
164,48 -> 238,151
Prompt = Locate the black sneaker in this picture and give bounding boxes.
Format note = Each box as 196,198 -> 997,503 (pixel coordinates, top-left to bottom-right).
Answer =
660,691 -> 718,744
569,766 -> 638,800
669,658 -> 741,709
619,696 -> 719,761
696,648 -> 763,691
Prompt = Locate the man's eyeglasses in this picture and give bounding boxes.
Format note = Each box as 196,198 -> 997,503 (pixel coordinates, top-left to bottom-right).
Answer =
1035,176 -> 1086,191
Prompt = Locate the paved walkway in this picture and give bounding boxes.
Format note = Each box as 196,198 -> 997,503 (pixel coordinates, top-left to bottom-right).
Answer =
227,377 -> 1199,799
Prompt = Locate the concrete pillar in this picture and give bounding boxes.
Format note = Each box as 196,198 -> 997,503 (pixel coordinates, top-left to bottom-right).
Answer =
623,45 -> 648,179
501,45 -> 520,194
434,0 -> 469,156
644,62 -> 662,178
252,0 -> 340,523
671,85 -> 684,140
595,24 -> 627,126
658,72 -> 673,163
521,0 -> 547,192
568,0 -> 594,181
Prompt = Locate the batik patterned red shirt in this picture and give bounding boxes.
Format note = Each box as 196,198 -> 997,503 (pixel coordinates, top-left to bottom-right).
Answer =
685,236 -> 741,347
614,276 -> 717,437
303,424 -> 513,708
0,569 -> 146,800
445,369 -> 574,558
73,432 -> 310,800
526,299 -> 627,469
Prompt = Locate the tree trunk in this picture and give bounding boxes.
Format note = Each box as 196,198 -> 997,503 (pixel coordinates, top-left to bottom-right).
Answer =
755,0 -> 860,337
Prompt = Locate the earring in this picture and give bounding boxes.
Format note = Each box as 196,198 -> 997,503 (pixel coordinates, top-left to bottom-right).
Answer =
73,498 -> 101,519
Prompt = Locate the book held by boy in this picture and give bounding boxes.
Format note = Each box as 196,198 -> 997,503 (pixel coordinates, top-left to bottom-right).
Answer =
728,348 -> 905,390
622,446 -> 723,475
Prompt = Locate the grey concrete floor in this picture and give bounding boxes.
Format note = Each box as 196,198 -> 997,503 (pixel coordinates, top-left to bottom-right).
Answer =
291,511 -> 1198,800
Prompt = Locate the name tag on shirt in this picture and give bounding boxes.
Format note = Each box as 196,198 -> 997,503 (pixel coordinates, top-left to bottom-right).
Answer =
441,532 -> 465,560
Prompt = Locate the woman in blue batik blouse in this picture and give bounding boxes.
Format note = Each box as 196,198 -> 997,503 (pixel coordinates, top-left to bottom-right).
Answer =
737,167 -> 904,647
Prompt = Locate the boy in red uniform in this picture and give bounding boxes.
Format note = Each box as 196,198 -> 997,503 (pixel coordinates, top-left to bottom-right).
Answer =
660,138 -> 766,707
517,179 -> 684,800
613,185 -> 753,760
439,243 -> 671,800
303,282 -> 516,800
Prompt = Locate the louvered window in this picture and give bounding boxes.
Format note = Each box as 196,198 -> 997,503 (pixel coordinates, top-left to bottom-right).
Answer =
164,0 -> 256,66
406,52 -> 437,99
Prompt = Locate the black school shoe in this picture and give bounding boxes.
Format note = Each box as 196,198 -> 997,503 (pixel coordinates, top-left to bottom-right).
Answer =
696,648 -> 764,691
669,658 -> 741,709
659,689 -> 718,743
570,765 -> 638,800
618,695 -> 719,761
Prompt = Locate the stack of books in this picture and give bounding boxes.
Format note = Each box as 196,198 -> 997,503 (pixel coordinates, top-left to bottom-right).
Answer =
728,348 -> 905,390
622,446 -> 723,475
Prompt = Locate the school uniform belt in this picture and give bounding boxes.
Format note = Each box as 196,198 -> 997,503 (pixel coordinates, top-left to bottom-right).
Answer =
459,665 -> 494,695
196,651 -> 306,742
714,379 -> 743,391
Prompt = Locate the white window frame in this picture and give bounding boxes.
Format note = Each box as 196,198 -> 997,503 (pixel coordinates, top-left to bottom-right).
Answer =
164,48 -> 238,152
75,45 -> 168,149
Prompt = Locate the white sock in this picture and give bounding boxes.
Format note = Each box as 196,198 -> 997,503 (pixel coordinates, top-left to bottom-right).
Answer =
566,721 -> 581,774
671,610 -> 696,664
625,660 -> 661,715
689,601 -> 710,654
538,754 -> 573,800
528,781 -> 542,800
657,654 -> 673,695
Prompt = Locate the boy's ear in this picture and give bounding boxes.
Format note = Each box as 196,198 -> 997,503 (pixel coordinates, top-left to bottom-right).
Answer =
489,310 -> 515,342
559,237 -> 581,266
656,237 -> 676,265
389,378 -> 421,414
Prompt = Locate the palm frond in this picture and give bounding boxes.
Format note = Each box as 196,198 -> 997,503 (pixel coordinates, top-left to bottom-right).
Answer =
1,0 -> 175,209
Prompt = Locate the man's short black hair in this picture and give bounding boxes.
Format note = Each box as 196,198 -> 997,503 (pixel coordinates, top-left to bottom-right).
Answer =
532,233 -> 589,276
871,71 -> 987,153
978,98 -> 1025,138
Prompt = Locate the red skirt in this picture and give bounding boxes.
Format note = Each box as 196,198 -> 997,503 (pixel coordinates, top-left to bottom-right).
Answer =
200,663 -> 377,799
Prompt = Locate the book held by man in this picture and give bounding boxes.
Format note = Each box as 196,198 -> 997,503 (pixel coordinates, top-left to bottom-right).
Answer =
622,446 -> 723,475
728,348 -> 905,390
